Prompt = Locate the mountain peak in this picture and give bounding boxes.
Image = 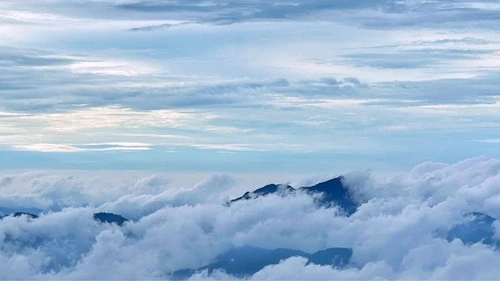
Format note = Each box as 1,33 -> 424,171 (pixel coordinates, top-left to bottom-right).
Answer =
300,176 -> 357,215
445,212 -> 498,247
228,176 -> 358,215
171,245 -> 352,279
230,183 -> 295,203
0,212 -> 39,220
93,212 -> 129,226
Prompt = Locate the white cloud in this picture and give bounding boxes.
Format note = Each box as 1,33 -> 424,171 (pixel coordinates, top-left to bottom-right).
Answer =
0,106 -> 225,152
13,143 -> 84,152
12,142 -> 153,153
67,60 -> 156,76
0,157 -> 500,279
473,139 -> 500,143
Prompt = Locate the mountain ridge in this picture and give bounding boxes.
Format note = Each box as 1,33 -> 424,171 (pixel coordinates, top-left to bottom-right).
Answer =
229,176 -> 358,215
170,246 -> 353,280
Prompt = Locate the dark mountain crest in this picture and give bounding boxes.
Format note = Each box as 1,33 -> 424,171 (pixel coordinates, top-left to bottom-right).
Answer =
444,212 -> 499,247
1,211 -> 129,226
0,212 -> 39,220
301,177 -> 358,215
228,176 -> 358,215
306,247 -> 353,267
171,246 -> 353,280
466,212 -> 496,222
230,183 -> 295,202
93,212 -> 129,226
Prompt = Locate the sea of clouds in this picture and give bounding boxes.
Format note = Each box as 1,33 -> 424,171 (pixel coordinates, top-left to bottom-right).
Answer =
1,157 -> 500,280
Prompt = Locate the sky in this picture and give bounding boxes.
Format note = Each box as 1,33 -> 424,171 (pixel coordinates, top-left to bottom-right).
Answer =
1,0 -> 500,173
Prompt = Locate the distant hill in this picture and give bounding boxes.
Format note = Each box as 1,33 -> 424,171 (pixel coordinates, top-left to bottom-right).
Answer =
0,207 -> 42,217
171,246 -> 352,280
0,212 -> 39,220
446,212 -> 499,247
93,212 -> 129,226
0,211 -> 129,226
229,176 -> 358,215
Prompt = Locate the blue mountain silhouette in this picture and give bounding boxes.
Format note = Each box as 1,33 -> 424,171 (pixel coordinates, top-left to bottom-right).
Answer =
93,212 -> 129,226
171,246 -> 352,279
0,212 -> 39,220
229,176 -> 358,215
446,212 -> 499,247
1,211 -> 129,227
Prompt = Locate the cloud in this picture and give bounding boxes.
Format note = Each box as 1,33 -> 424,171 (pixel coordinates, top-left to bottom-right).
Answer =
1,6 -> 499,166
109,0 -> 500,31
5,0 -> 500,32
115,0 -> 390,23
473,139 -> 500,143
12,143 -> 154,153
342,48 -> 494,69
103,0 -> 500,34
1,3 -> 500,260
1,157 -> 500,279
13,143 -> 84,153
1,46 -> 498,160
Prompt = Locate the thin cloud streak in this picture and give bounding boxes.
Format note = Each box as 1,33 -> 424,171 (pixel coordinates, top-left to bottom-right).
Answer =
0,0 -> 499,170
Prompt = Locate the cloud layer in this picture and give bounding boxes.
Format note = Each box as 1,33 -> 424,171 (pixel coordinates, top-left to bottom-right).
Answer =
1,157 -> 500,279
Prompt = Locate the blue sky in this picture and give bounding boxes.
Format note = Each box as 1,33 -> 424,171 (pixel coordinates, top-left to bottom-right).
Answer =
1,0 -> 500,172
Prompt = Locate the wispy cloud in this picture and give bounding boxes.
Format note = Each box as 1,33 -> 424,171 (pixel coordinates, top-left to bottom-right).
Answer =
13,143 -> 84,153
13,142 -> 153,153
0,0 -> 499,170
472,139 -> 500,143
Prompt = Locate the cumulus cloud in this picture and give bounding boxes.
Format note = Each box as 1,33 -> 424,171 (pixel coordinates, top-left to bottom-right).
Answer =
1,157 -> 500,279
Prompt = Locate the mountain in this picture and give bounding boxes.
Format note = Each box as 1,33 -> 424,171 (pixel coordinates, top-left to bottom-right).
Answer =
1,211 -> 129,226
0,207 -> 42,217
0,212 -> 39,220
170,246 -> 353,280
446,212 -> 499,247
299,177 -> 357,214
230,184 -> 294,202
93,212 -> 129,226
229,176 -> 358,215
306,247 -> 352,266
